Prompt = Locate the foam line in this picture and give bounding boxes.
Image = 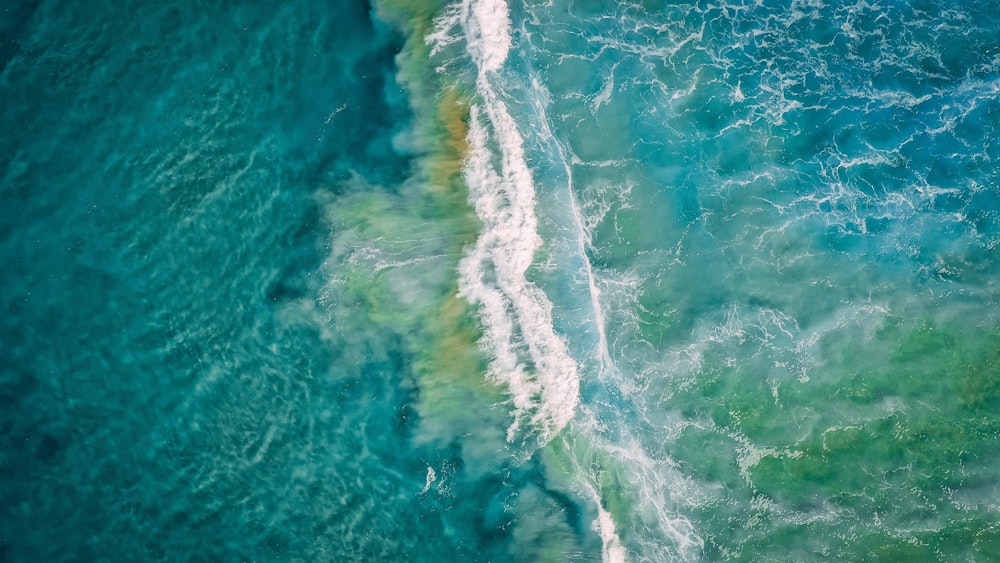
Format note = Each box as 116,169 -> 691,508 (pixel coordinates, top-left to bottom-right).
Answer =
454,0 -> 579,444
451,1 -> 627,560
591,488 -> 627,563
458,100 -> 580,444
525,74 -> 617,378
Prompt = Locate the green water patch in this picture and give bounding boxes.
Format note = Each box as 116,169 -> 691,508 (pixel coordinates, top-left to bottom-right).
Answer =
319,176 -> 508,475
669,313 -> 1000,559
535,426 -> 706,560
539,433 -> 632,536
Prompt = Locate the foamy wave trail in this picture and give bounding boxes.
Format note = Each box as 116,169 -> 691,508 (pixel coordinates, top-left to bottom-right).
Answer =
447,0 -> 580,446
590,486 -> 627,563
440,1 -> 641,560
543,82 -> 624,385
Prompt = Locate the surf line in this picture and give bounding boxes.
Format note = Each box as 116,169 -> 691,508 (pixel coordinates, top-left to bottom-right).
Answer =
526,72 -> 617,379
444,0 -> 580,446
436,1 -> 630,561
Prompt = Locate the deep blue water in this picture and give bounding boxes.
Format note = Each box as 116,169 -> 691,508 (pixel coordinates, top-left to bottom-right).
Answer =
3,0 -> 1000,561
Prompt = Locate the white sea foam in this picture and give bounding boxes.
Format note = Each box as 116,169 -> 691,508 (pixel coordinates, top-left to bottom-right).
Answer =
454,0 -> 579,445
420,465 -> 437,494
458,106 -> 581,443
590,487 -> 627,563
450,1 -> 641,559
460,0 -> 511,73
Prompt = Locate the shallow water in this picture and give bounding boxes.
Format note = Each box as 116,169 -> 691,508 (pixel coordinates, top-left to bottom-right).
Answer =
2,0 -> 999,560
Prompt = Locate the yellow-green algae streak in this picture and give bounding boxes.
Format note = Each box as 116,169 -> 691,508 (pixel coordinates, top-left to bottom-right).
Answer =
321,0 -> 509,463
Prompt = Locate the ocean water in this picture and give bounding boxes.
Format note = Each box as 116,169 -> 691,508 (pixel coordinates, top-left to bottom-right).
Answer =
2,0 -> 999,560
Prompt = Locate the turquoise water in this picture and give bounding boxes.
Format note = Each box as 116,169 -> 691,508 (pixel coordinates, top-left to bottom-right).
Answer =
2,0 -> 999,561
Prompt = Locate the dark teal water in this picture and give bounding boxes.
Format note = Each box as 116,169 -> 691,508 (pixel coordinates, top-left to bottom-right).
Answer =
4,0 -> 1000,561
0,1 -> 456,560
